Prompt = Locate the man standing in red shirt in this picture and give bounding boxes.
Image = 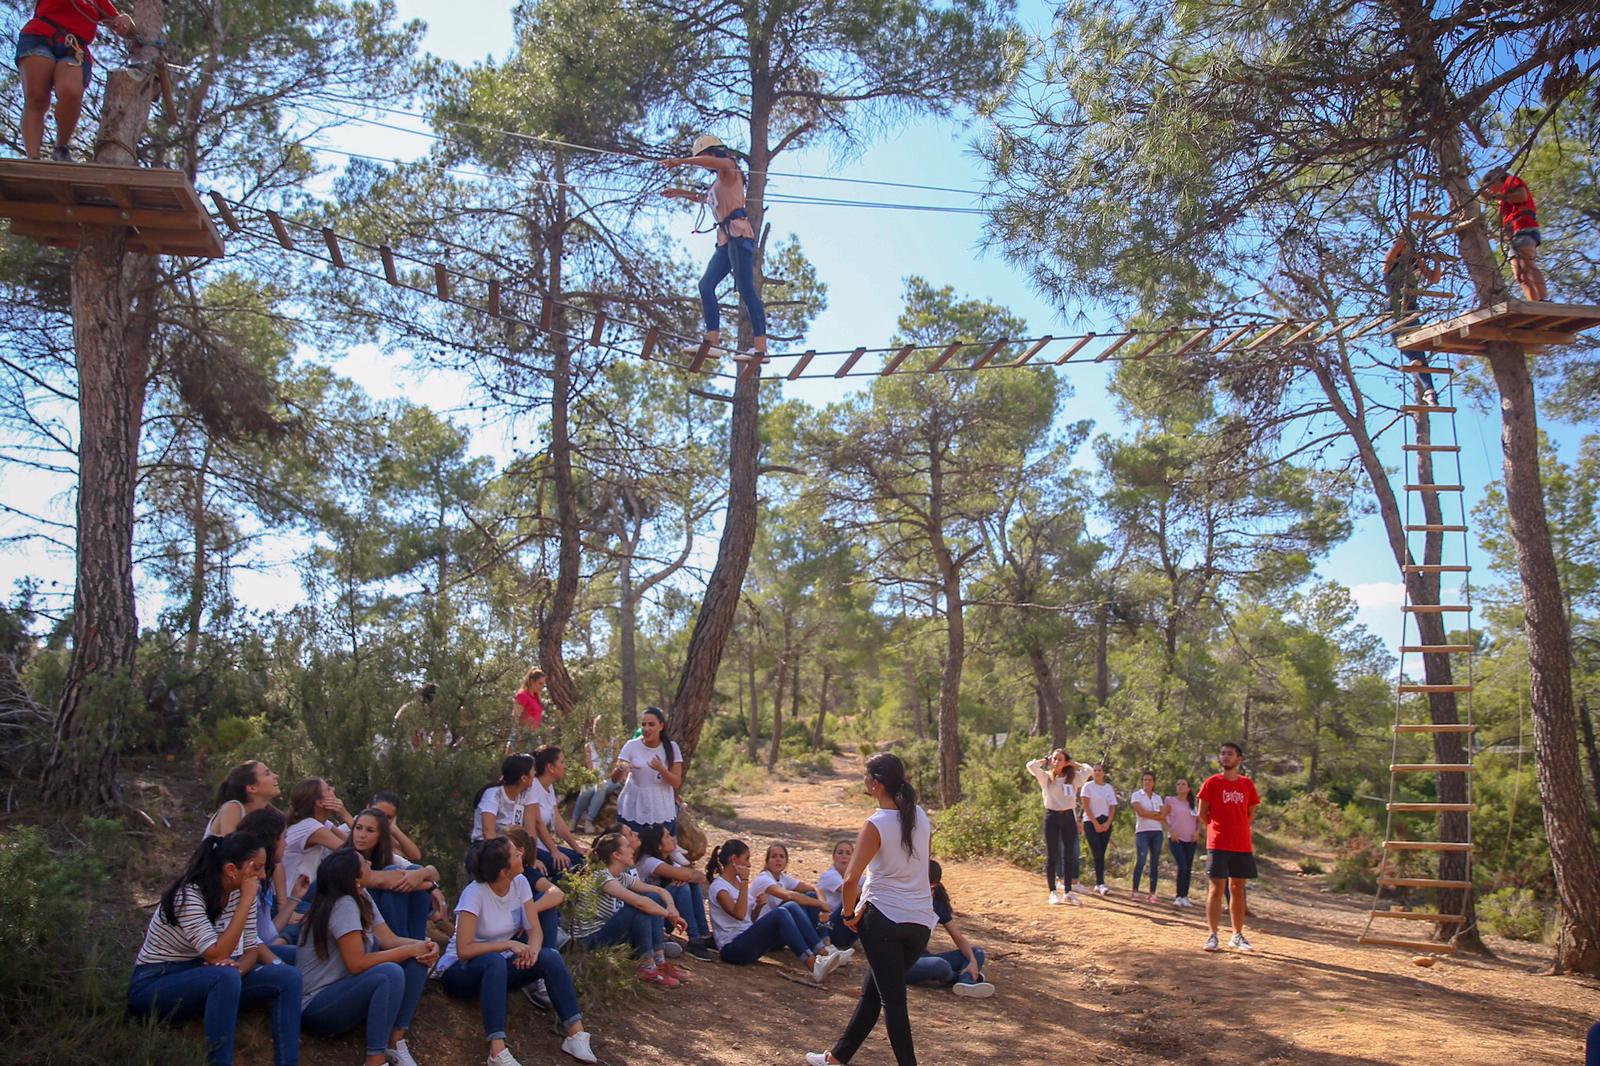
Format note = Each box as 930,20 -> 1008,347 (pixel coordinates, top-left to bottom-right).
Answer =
1197,741 -> 1260,953
1480,166 -> 1548,302
14,0 -> 136,160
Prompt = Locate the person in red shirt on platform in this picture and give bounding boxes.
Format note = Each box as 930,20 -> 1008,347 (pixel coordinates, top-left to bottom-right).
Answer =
1480,166 -> 1548,302
15,0 -> 136,160
508,668 -> 546,754
1197,741 -> 1260,954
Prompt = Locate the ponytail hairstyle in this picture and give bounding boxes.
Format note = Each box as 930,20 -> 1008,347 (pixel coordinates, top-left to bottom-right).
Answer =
928,858 -> 952,916
532,744 -> 563,778
304,848 -> 372,960
159,831 -> 265,925
465,836 -> 515,884
236,806 -> 287,882
215,761 -> 262,807
706,838 -> 749,881
866,752 -> 919,855
474,752 -> 536,809
351,807 -> 395,871
504,825 -> 535,856
521,667 -> 545,693
638,824 -> 670,862
287,777 -> 326,826
594,831 -> 627,867
641,706 -> 676,770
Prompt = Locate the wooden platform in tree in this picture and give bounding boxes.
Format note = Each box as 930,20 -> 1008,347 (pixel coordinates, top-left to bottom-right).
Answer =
1396,300 -> 1600,355
0,159 -> 224,258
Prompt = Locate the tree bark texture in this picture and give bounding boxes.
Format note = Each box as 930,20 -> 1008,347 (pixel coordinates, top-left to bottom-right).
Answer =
767,616 -> 790,771
536,179 -> 579,718
1026,643 -> 1067,748
811,664 -> 831,750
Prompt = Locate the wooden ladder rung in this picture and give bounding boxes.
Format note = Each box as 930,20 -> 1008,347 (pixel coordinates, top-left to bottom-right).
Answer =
1378,877 -> 1473,890
1406,524 -> 1467,532
1396,684 -> 1474,694
1393,723 -> 1476,733
1400,644 -> 1473,653
1403,605 -> 1471,613
1404,444 -> 1460,452
1370,909 -> 1467,922
1405,484 -> 1465,492
1406,289 -> 1456,299
1401,404 -> 1457,413
1398,365 -> 1454,374
1387,802 -> 1475,812
1382,841 -> 1474,852
1402,565 -> 1470,573
1391,762 -> 1476,772
1358,935 -> 1459,954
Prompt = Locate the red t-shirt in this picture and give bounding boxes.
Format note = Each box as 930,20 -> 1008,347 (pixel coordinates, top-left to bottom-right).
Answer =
1497,176 -> 1538,232
1198,772 -> 1259,853
23,0 -> 121,47
514,689 -> 543,726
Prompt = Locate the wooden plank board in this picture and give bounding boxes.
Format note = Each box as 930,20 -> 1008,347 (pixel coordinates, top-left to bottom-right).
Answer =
0,159 -> 224,257
1397,300 -> 1600,352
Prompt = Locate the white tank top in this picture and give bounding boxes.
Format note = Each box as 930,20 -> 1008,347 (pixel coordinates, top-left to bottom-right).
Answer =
861,805 -> 937,929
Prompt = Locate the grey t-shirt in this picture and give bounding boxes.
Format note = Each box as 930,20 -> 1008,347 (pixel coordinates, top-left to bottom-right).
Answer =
297,893 -> 382,1007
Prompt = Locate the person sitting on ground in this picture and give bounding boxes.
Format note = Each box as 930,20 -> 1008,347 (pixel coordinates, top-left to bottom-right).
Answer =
613,706 -> 684,834
815,839 -> 860,949
1129,771 -> 1166,904
751,842 -> 841,955
1079,764 -> 1118,896
370,790 -> 454,943
572,831 -> 689,987
501,826 -> 568,1011
237,807 -> 308,962
573,716 -> 623,834
15,0 -> 136,161
637,824 -> 716,961
706,838 -> 843,983
297,848 -> 437,1066
204,760 -> 282,839
472,753 -> 539,859
128,831 -> 302,1066
905,860 -> 993,999
349,807 -> 446,941
660,134 -> 770,363
284,777 -> 356,938
1481,166 -> 1548,302
508,668 -> 546,754
527,744 -> 588,874
1381,231 -> 1445,404
436,837 -> 594,1066
1163,779 -> 1201,908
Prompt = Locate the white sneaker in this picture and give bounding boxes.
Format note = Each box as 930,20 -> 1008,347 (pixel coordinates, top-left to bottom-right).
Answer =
832,947 -> 856,965
561,1032 -> 598,1064
388,1040 -> 420,1066
1071,882 -> 1086,894
488,1050 -> 524,1066
805,1055 -> 833,1066
1064,892 -> 1083,906
811,951 -> 843,983
1203,932 -> 1221,953
952,980 -> 995,998
1229,932 -> 1255,953
1048,891 -> 1061,905
1095,884 -> 1110,896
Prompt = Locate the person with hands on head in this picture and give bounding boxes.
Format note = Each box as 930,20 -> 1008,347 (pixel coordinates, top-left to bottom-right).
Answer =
805,752 -> 938,1066
660,134 -> 770,363
1198,741 -> 1261,954
204,760 -> 282,839
15,0 -> 136,161
1026,749 -> 1084,906
129,831 -> 302,1066
574,831 -> 690,987
706,837 -> 842,982
296,848 -> 437,1066
284,777 -> 355,935
437,837 -> 594,1066
905,861 -> 992,998
1078,764 -> 1118,896
527,744 -> 587,874
369,791 -> 423,865
614,706 -> 683,834
236,807 -> 306,962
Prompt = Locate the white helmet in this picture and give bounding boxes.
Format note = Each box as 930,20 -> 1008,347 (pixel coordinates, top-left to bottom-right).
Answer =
692,134 -> 726,156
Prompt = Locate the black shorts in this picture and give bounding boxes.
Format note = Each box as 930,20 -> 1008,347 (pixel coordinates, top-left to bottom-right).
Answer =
1206,849 -> 1258,880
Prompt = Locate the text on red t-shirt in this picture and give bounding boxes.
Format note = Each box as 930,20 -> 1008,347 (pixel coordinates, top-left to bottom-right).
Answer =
1198,772 -> 1259,853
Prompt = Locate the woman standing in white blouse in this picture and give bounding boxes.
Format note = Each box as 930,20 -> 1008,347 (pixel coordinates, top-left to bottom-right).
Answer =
613,707 -> 683,834
1026,750 -> 1085,906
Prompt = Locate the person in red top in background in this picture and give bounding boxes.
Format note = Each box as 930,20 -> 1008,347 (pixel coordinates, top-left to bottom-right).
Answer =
1197,741 -> 1260,955
15,0 -> 136,161
507,668 -> 546,754
1481,166 -> 1548,302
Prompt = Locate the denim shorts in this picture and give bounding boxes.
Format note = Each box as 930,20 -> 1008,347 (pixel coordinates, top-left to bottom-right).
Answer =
1510,228 -> 1541,251
15,32 -> 92,85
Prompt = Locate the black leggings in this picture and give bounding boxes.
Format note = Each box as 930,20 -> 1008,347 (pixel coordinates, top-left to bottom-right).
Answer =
1044,810 -> 1078,891
1085,821 -> 1112,886
830,905 -> 931,1065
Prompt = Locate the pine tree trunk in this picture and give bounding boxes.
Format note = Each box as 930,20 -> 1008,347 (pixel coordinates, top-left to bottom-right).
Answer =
767,617 -> 790,771
1578,694 -> 1600,814
1094,601 -> 1110,707
537,175 -> 579,717
811,663 -> 831,750
937,563 -> 965,806
745,635 -> 761,762
618,562 -> 639,734
1025,643 -> 1067,747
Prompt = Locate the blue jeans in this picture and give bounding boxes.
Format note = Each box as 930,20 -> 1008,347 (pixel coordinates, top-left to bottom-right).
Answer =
718,906 -> 815,965
827,910 -> 859,950
535,845 -> 585,877
302,961 -> 425,1054
1168,839 -> 1197,898
129,958 -> 302,1066
907,946 -> 986,987
1587,1020 -> 1600,1066
575,781 -> 621,824
369,865 -> 432,941
665,881 -> 709,941
776,900 -> 825,952
582,904 -> 664,959
1134,830 -> 1164,893
698,236 -> 767,338
440,948 -> 581,1039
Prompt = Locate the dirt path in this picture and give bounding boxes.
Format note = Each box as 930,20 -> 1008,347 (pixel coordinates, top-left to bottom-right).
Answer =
234,753 -> 1595,1065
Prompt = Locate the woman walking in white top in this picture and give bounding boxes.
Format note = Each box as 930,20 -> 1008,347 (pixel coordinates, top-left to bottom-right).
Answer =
1025,750 -> 1085,906
805,752 -> 937,1066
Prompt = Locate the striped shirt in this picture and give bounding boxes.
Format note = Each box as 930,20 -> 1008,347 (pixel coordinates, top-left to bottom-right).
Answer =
135,883 -> 258,964
570,868 -> 641,938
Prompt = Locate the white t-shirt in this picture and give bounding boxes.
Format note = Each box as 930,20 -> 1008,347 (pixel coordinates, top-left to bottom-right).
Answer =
1130,789 -> 1165,833
861,806 -> 937,929
437,877 -> 533,973
1080,781 -> 1118,821
708,874 -> 752,948
750,870 -> 800,916
815,867 -> 845,914
1026,759 -> 1079,812
615,737 -> 682,826
283,818 -> 339,891
472,785 -> 529,842
527,778 -> 561,831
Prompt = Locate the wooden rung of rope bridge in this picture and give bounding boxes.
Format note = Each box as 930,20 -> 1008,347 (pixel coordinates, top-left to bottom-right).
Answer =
1397,364 -> 1453,375
1387,802 -> 1475,812
1403,443 -> 1459,452
1405,483 -> 1464,492
1400,404 -> 1456,414
1356,935 -> 1458,954
1378,877 -> 1473,890
1392,723 -> 1476,733
1405,523 -> 1466,532
1389,762 -> 1476,771
1381,841 -> 1473,852
1401,564 -> 1470,573
1403,604 -> 1471,613
1369,909 -> 1467,922
1399,644 -> 1473,653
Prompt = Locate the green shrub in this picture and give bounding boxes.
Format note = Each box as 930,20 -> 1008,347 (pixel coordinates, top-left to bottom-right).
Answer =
1328,851 -> 1377,895
1298,857 -> 1324,875
1479,887 -> 1548,942
931,756 -> 1039,868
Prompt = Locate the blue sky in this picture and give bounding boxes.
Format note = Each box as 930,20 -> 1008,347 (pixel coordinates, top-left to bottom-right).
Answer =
2,0 -> 1579,656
